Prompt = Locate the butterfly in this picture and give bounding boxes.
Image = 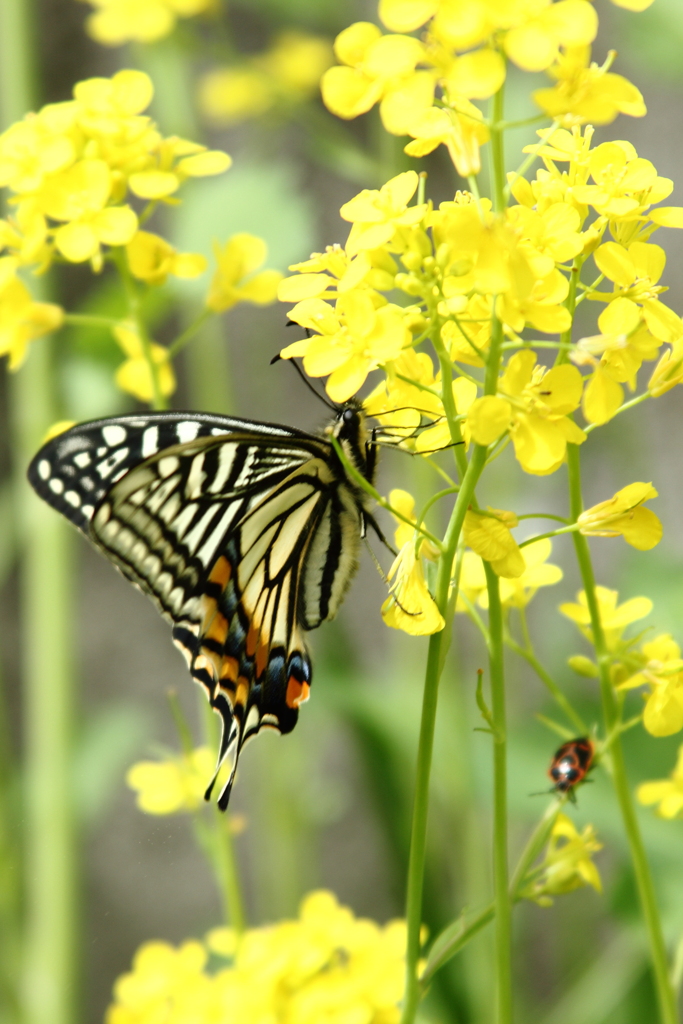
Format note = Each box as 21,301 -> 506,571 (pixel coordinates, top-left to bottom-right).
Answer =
28,402 -> 383,808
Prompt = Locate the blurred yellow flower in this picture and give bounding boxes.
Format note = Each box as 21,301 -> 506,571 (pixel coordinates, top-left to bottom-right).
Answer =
206,234 -> 282,314
198,31 -> 334,126
503,0 -> 598,73
577,482 -> 662,551
499,538 -> 563,607
107,890 -> 408,1024
560,586 -> 652,652
113,322 -> 176,403
126,746 -> 220,814
0,274 -> 63,370
126,231 -> 207,286
521,814 -> 602,906
382,543 -> 445,635
649,337 -> 683,397
463,508 -> 524,579
637,746 -> 683,818
78,0 -> 216,46
618,634 -> 683,737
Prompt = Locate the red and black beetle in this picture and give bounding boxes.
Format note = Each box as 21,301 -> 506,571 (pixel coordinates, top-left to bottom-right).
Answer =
548,737 -> 595,800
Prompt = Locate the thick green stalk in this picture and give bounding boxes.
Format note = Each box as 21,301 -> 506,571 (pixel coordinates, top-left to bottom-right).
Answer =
567,445 -> 677,1024
484,562 -> 512,1024
400,445 -> 488,1024
0,5 -> 78,1024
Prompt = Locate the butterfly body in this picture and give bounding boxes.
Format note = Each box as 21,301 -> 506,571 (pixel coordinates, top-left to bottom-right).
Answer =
28,403 -> 377,807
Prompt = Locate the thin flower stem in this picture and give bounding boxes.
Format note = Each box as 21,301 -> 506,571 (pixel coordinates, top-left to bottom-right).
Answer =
584,391 -> 650,433
112,249 -> 167,411
518,523 -> 581,547
62,313 -> 120,329
566,444 -> 677,1024
484,562 -> 513,1024
489,85 -> 506,214
329,436 -> 444,551
1,7 -> 78,1024
400,444 -> 489,1024
168,308 -> 213,358
504,635 -> 587,733
211,809 -> 246,934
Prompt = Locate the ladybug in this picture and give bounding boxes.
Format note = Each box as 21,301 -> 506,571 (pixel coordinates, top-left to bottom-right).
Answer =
548,737 -> 595,800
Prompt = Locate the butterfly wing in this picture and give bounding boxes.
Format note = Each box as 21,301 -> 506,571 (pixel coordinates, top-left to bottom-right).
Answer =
28,414 -> 357,808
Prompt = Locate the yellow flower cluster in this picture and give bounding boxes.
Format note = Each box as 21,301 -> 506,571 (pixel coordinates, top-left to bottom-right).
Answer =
0,69 -> 229,370
77,0 -> 215,46
199,31 -> 334,126
106,891 -> 408,1024
320,0 -> 649,175
521,813 -> 602,906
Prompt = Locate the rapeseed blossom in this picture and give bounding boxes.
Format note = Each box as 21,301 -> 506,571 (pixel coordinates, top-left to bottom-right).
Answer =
106,891 -> 408,1024
113,323 -> 176,404
637,745 -> 683,818
126,746 -> 225,814
206,235 -> 283,314
560,586 -> 652,653
577,482 -> 662,550
0,274 -> 63,369
618,635 -> 683,737
521,814 -> 602,905
77,0 -> 215,45
199,32 -> 334,126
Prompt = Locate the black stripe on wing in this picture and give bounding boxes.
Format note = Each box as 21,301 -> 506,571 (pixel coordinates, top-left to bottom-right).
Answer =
26,411 -> 322,534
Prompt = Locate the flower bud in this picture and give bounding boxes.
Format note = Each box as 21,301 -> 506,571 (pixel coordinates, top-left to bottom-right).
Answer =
394,272 -> 423,296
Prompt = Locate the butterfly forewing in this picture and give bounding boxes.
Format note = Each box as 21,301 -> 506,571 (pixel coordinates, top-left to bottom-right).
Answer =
27,408 -> 372,809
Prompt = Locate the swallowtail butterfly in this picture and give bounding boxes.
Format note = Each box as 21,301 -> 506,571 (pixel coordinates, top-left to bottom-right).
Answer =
28,404 -> 381,808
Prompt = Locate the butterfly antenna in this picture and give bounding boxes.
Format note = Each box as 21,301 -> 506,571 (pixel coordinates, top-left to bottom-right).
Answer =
271,349 -> 337,412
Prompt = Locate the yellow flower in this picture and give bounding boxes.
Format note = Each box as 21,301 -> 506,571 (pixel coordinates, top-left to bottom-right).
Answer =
577,482 -> 662,551
206,234 -> 282,314
403,100 -> 489,177
364,347 -> 439,439
126,746 -> 221,814
382,543 -> 445,635
637,746 -> 683,819
560,586 -> 652,652
504,0 -> 598,73
533,46 -> 646,126
463,508 -> 524,579
198,68 -> 274,125
386,489 -> 439,562
455,550 -> 488,611
36,158 -> 138,265
281,291 -> 410,402
126,231 -> 207,285
256,31 -> 334,97
649,337 -> 683,398
0,273 -> 63,369
78,0 -> 216,46
521,814 -> 602,905
618,635 -> 683,737
498,538 -> 563,607
107,891 -> 408,1024
113,322 -> 176,403
340,171 -> 428,256
498,350 -> 586,476
321,22 -> 435,135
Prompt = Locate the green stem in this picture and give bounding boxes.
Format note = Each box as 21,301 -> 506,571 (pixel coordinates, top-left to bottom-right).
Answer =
211,809 -> 246,933
566,444 -> 677,1024
484,562 -> 513,1024
62,313 -> 119,329
1,5 -> 78,1024
504,636 -> 587,734
400,445 -> 488,1024
489,85 -> 506,214
584,391 -> 650,433
167,308 -> 212,358
112,250 -> 167,411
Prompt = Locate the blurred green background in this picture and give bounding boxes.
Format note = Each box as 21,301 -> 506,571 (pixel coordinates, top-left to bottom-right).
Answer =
2,1 -> 683,1022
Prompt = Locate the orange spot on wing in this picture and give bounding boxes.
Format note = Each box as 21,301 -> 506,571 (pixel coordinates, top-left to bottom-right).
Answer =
209,555 -> 232,588
235,678 -> 249,709
255,641 -> 268,679
206,612 -> 229,646
286,677 -> 310,709
246,623 -> 259,657
220,655 -> 239,684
